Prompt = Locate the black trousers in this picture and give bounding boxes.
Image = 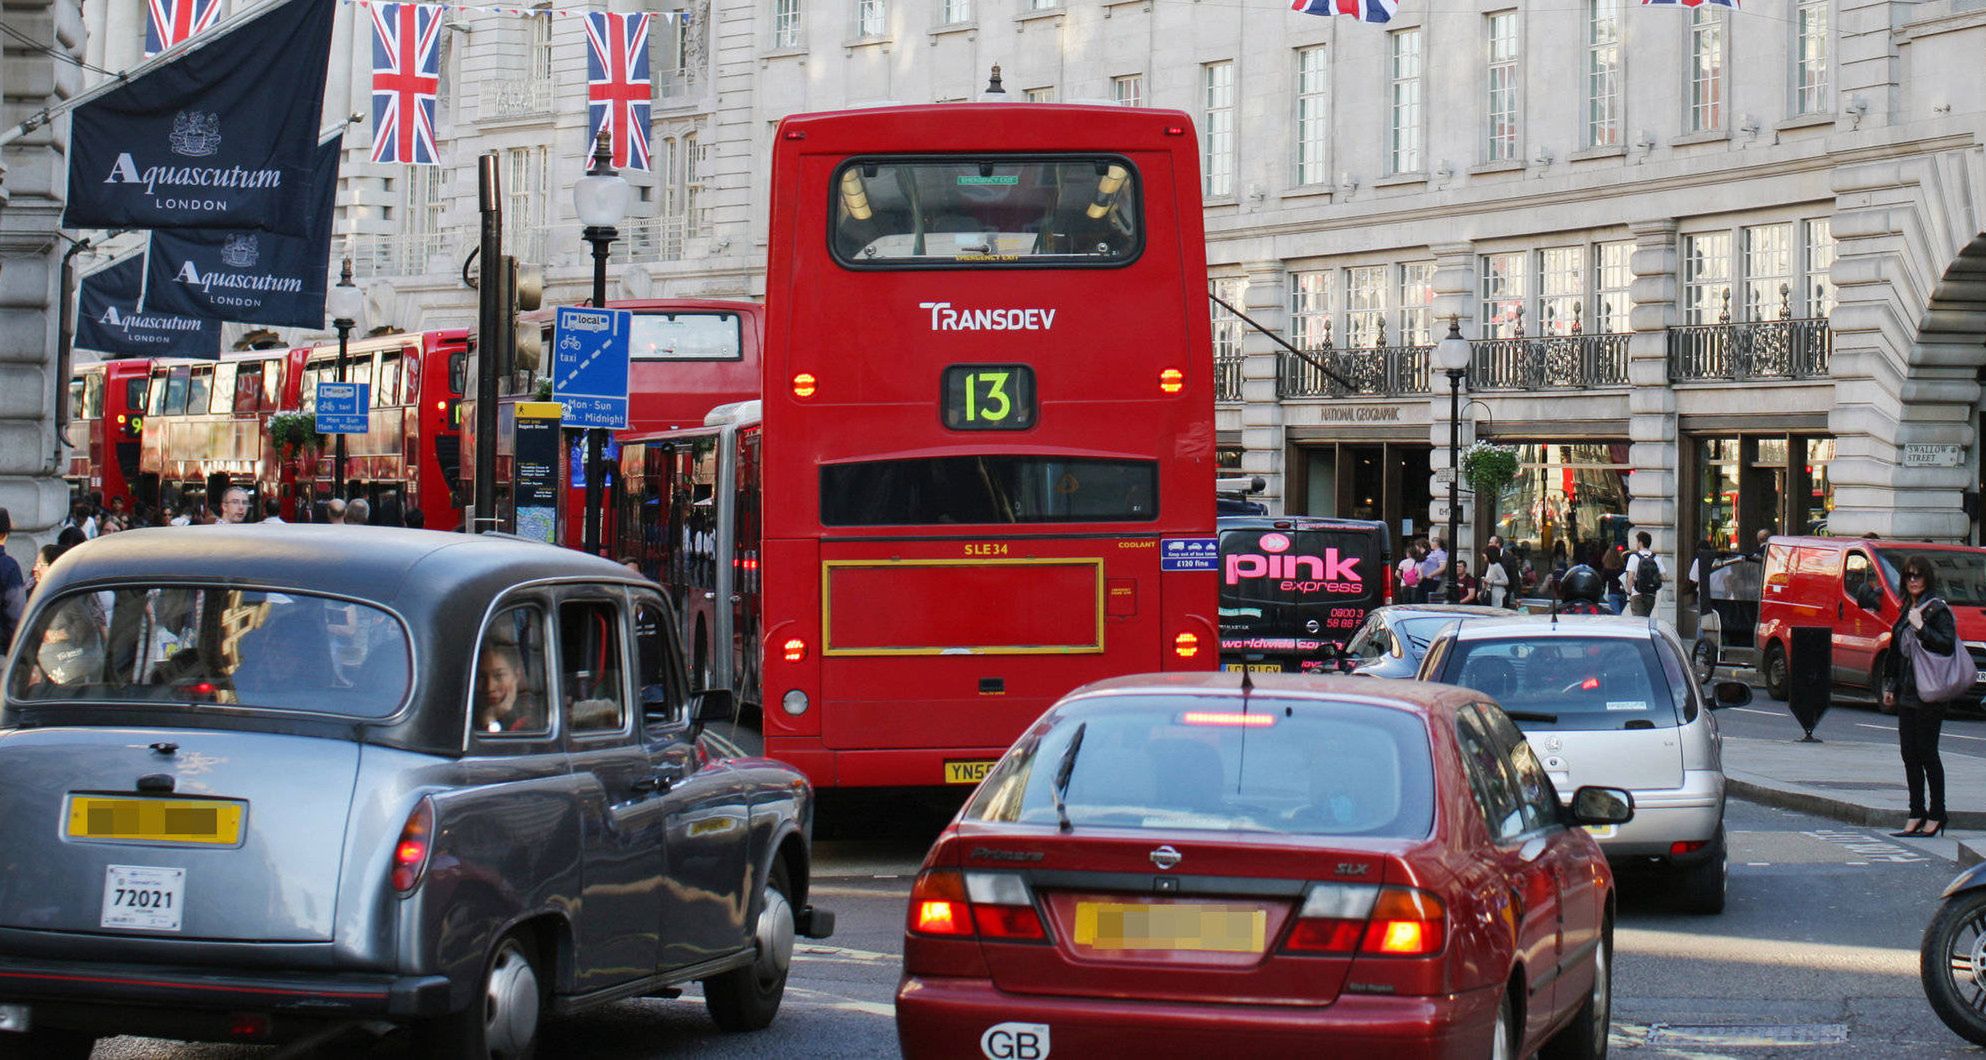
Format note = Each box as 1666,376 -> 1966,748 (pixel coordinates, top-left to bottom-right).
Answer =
1899,699 -> 1948,820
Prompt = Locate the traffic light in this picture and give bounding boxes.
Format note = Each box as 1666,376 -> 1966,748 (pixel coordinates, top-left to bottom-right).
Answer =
507,258 -> 545,375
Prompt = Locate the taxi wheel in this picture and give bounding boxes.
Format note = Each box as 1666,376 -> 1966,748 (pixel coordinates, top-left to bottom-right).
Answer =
1541,918 -> 1612,1059
0,1028 -> 97,1060
704,860 -> 794,1032
422,932 -> 544,1060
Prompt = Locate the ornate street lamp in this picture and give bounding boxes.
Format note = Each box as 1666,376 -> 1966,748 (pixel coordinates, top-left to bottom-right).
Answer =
325,258 -> 366,504
1431,317 -> 1473,603
572,129 -> 629,556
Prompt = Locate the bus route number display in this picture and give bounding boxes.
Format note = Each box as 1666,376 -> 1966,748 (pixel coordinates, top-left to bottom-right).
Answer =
942,365 -> 1036,431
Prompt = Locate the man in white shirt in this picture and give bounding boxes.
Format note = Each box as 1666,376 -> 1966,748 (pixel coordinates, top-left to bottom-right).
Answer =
1624,530 -> 1663,617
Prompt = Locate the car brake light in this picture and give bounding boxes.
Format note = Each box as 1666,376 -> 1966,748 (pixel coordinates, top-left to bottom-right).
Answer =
1670,839 -> 1709,856
1360,886 -> 1446,956
783,638 -> 807,663
1181,711 -> 1275,728
1284,883 -> 1379,953
1383,562 -> 1394,605
1580,676 -> 1600,690
390,798 -> 435,895
909,870 -> 1046,941
909,870 -> 974,936
1174,632 -> 1199,658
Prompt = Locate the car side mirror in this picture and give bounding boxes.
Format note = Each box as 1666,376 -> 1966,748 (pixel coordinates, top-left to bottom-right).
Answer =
1856,583 -> 1881,612
690,687 -> 736,729
1570,786 -> 1635,827
1709,679 -> 1752,709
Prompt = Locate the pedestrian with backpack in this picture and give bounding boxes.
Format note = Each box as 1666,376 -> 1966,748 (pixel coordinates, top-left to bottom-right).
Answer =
1624,530 -> 1663,617
1883,554 -> 1966,838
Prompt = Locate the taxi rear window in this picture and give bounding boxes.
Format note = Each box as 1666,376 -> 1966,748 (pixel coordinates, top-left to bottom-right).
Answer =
964,694 -> 1434,839
6,586 -> 412,719
1440,635 -> 1681,731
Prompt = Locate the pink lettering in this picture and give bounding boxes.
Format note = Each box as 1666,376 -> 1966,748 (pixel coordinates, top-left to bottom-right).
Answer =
1323,549 -> 1362,582
1225,555 -> 1269,584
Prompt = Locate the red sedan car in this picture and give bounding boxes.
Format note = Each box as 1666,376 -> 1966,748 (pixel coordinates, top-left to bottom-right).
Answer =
895,673 -> 1632,1059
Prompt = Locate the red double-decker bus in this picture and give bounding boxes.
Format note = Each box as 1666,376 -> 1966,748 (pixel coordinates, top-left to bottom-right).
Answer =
65,359 -> 152,510
618,104 -> 1221,789
138,349 -> 301,516
293,329 -> 468,527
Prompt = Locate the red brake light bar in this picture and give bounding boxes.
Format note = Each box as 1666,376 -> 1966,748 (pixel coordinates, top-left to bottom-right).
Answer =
1181,711 -> 1275,728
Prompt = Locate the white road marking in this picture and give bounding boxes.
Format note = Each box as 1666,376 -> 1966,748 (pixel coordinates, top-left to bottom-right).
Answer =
1851,721 -> 1986,742
1732,708 -> 1784,717
794,943 -> 897,964
1857,723 -> 1897,733
1803,828 -> 1928,863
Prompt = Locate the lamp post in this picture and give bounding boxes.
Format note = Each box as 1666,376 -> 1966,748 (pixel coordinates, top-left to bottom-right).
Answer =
573,129 -> 629,556
1431,317 -> 1473,604
325,258 -> 365,504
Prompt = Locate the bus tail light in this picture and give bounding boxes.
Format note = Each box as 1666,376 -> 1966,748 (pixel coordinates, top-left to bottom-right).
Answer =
909,870 -> 1045,941
390,798 -> 436,895
782,638 -> 808,662
781,689 -> 810,716
1174,632 -> 1199,658
1159,368 -> 1184,394
792,373 -> 818,398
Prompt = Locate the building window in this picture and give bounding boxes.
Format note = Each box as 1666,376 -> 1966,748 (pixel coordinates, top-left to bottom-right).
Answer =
1389,30 -> 1423,174
1539,247 -> 1584,335
1289,271 -> 1336,349
1397,263 -> 1434,346
857,0 -> 885,37
941,0 -> 969,23
1689,7 -> 1724,133
1025,87 -> 1056,103
528,10 -> 554,81
1586,0 -> 1621,147
772,0 -> 801,47
1345,266 -> 1387,348
1028,0 -> 1058,9
1295,46 -> 1329,186
1804,218 -> 1836,317
1683,231 -> 1733,324
1211,277 -> 1247,360
1595,240 -> 1632,333
1112,74 -> 1144,107
1485,13 -> 1519,162
1203,61 -> 1236,198
1480,252 -> 1527,339
1795,0 -> 1829,115
1743,223 -> 1793,320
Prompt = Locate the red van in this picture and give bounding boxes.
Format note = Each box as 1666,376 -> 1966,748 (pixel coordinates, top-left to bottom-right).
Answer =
1755,536 -> 1986,704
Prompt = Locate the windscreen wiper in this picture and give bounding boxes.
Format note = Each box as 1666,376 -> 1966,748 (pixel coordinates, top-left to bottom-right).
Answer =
1051,722 -> 1087,834
1504,710 -> 1559,723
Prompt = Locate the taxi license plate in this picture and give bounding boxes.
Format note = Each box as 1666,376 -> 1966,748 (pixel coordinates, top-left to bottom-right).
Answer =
1222,664 -> 1283,673
1072,900 -> 1266,953
944,760 -> 996,785
66,796 -> 244,846
1584,824 -> 1618,839
100,865 -> 185,932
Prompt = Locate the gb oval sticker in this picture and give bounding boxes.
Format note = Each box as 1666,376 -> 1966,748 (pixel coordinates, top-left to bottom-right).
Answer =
981,1022 -> 1051,1059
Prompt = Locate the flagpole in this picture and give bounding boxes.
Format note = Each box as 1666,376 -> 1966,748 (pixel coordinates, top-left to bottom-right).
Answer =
0,0 -> 303,151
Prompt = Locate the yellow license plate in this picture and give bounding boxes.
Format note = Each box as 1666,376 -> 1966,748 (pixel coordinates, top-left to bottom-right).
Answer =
1584,824 -> 1617,839
944,760 -> 996,785
1222,664 -> 1283,673
1072,900 -> 1267,953
66,796 -> 245,845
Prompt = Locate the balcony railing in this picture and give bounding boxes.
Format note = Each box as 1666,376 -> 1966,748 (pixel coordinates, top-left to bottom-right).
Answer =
1669,317 -> 1832,382
479,78 -> 556,122
350,228 -> 465,279
1278,345 -> 1431,398
1470,332 -> 1629,390
1214,353 -> 1243,402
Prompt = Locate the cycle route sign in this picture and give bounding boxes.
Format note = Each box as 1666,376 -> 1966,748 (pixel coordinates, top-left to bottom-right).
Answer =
552,306 -> 632,430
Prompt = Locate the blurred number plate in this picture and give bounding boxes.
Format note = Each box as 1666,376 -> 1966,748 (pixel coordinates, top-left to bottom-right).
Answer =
945,760 -> 996,785
100,865 -> 185,932
1072,900 -> 1266,953
1584,824 -> 1618,839
1222,664 -> 1282,673
67,796 -> 244,845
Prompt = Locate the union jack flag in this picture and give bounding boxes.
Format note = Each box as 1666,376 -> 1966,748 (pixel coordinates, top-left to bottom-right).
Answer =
144,0 -> 223,57
369,2 -> 442,166
1290,0 -> 1397,22
1641,0 -> 1738,7
584,11 -> 652,172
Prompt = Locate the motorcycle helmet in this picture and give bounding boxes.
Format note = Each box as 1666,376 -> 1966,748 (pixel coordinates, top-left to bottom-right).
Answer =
1557,564 -> 1605,605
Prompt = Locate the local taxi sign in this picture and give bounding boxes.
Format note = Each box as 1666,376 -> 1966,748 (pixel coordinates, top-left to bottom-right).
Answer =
552,305 -> 632,430
1160,537 -> 1219,572
314,381 -> 370,435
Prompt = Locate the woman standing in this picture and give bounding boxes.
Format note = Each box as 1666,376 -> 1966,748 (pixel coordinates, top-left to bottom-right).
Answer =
1884,555 -> 1959,837
1480,549 -> 1510,609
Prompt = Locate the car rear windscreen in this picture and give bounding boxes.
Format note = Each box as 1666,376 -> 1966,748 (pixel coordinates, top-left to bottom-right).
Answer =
1440,636 -> 1685,731
1219,527 -> 1385,637
964,694 -> 1434,838
7,587 -> 412,719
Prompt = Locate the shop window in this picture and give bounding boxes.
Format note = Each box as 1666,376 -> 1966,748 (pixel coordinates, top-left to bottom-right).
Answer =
1487,443 -> 1633,591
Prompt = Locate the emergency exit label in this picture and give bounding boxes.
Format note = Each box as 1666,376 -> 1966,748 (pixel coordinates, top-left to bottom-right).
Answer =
1160,538 -> 1219,572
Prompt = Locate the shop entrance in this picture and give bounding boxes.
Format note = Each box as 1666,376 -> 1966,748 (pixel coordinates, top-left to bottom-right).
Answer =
1288,442 -> 1432,557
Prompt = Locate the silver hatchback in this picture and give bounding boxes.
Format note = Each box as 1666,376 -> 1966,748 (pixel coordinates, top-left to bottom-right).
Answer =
1418,615 -> 1748,914
0,526 -> 831,1055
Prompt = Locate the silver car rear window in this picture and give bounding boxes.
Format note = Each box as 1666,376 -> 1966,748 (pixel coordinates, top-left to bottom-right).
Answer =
1443,635 -> 1681,731
965,694 -> 1434,839
7,587 -> 411,719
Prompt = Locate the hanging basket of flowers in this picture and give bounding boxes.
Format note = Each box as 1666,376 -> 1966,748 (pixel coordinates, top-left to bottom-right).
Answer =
268,411 -> 320,457
1462,441 -> 1519,498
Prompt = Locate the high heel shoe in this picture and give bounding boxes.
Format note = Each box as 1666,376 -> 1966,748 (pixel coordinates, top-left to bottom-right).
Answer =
1922,819 -> 1949,838
1891,819 -> 1926,837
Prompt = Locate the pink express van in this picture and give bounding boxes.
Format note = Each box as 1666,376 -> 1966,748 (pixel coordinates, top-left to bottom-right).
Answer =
1216,516 -> 1391,673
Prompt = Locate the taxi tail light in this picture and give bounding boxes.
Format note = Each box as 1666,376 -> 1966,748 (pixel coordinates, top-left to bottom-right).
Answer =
1359,886 -> 1446,956
390,797 -> 436,895
908,870 -> 1045,941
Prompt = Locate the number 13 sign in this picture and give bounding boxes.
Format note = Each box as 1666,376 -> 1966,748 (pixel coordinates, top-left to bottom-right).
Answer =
942,364 -> 1036,431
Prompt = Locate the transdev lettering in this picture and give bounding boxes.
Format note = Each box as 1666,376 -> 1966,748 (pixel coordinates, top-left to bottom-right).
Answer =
920,301 -> 1057,332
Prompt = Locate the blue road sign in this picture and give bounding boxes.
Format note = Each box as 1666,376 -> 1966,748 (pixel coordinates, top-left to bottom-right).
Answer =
553,305 -> 632,430
1160,537 -> 1220,572
314,381 -> 370,435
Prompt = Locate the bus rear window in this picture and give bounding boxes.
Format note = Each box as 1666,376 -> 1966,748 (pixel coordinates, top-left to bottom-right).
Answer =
821,456 -> 1157,526
830,157 -> 1141,268
632,312 -> 742,361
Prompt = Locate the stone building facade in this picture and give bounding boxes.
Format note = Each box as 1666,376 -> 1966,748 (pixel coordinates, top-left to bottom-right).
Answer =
28,0 -> 1986,622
